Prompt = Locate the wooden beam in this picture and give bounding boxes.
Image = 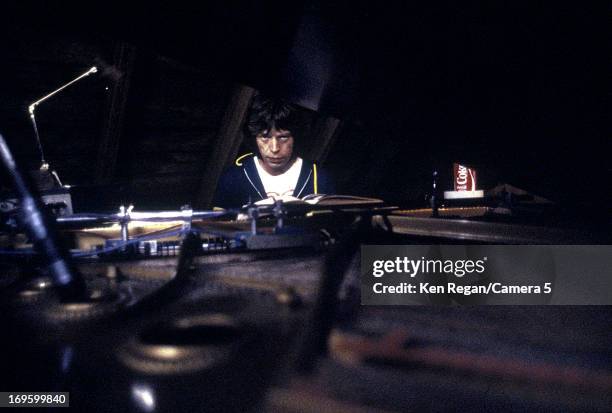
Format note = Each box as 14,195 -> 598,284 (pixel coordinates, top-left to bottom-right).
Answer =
307,116 -> 341,164
195,84 -> 256,209
94,42 -> 136,185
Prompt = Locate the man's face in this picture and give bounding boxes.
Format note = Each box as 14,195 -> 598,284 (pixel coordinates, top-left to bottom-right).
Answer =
256,127 -> 294,175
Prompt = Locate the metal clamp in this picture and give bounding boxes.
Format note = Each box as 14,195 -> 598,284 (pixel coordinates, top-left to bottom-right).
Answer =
247,205 -> 259,235
181,204 -> 193,232
118,204 -> 134,244
273,199 -> 287,231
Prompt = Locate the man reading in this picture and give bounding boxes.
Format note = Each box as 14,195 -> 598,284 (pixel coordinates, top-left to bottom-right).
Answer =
213,95 -> 334,208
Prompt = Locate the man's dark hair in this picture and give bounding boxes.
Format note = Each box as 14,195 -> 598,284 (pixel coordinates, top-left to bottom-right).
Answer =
245,94 -> 312,146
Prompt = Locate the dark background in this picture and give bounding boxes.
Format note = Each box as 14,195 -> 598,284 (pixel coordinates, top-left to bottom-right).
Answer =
0,1 -> 608,213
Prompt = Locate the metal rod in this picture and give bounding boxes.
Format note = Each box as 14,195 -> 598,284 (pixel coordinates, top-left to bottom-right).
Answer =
28,67 -> 98,111
27,66 -> 98,167
28,112 -> 46,166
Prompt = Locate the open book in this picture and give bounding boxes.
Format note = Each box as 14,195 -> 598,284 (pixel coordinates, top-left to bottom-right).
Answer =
250,194 -> 384,207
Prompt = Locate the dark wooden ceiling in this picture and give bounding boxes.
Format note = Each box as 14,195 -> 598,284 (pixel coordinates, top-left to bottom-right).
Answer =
0,2 -> 608,213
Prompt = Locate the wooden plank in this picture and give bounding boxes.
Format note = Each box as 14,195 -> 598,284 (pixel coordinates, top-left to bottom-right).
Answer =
94,42 -> 137,185
307,116 -> 342,164
131,162 -> 203,177
194,84 -> 256,209
137,133 -> 214,153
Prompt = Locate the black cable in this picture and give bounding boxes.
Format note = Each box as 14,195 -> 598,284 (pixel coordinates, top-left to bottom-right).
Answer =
0,133 -> 86,301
